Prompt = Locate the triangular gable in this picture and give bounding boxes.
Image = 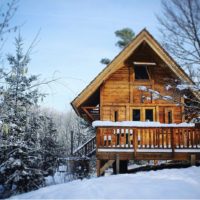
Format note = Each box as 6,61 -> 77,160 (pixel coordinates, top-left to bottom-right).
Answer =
71,29 -> 198,114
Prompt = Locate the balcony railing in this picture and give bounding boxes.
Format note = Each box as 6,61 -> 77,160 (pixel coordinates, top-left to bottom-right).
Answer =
96,127 -> 200,152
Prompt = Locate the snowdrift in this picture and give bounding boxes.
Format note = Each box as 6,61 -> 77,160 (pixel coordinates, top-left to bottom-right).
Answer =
11,167 -> 200,199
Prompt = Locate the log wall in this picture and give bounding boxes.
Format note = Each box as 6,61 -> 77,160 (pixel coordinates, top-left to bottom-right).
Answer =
100,64 -> 183,123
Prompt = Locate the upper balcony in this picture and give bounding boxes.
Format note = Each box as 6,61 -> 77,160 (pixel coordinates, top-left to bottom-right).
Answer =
93,121 -> 200,161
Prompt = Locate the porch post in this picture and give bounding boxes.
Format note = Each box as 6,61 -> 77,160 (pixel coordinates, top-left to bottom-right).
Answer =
116,154 -> 120,174
190,154 -> 196,166
97,159 -> 101,177
171,128 -> 175,157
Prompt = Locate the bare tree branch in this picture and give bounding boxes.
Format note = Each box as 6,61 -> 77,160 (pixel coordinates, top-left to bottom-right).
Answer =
157,0 -> 200,82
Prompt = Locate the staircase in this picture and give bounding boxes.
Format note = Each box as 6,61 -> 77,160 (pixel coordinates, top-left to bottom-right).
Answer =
73,136 -> 96,157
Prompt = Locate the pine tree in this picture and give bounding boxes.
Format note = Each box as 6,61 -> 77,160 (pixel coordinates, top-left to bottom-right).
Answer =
100,28 -> 135,65
115,28 -> 135,49
0,35 -> 45,198
39,115 -> 62,177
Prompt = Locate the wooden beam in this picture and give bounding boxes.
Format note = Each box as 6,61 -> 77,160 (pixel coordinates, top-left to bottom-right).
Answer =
82,107 -> 94,121
99,160 -> 115,176
133,61 -> 156,66
181,97 -> 185,122
116,154 -> 120,174
102,103 -> 182,107
97,159 -> 101,177
190,154 -> 196,166
156,106 -> 159,122
126,105 -> 130,121
82,106 -> 99,109
96,128 -> 101,148
171,128 -> 175,157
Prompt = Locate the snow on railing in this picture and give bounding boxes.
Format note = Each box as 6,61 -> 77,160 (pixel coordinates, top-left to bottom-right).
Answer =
92,121 -> 195,128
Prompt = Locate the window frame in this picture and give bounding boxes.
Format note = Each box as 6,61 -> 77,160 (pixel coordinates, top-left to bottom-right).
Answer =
131,107 -> 155,121
133,65 -> 151,81
165,108 -> 174,124
132,109 -> 141,121
114,110 -> 118,122
145,108 -> 154,122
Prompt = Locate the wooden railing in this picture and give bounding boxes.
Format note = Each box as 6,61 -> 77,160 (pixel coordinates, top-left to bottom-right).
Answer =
73,136 -> 96,157
96,127 -> 200,151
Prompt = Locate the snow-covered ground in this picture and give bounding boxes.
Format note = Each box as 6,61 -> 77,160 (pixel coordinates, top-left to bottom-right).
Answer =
11,167 -> 200,199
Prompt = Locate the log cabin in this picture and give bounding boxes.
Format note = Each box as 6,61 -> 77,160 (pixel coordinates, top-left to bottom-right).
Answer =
71,29 -> 200,176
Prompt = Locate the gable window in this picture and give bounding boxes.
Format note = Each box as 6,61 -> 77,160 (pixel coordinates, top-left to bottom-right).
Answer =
134,65 -> 149,80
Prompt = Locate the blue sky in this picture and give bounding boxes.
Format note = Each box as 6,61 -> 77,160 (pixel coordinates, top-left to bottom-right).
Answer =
4,0 -> 162,112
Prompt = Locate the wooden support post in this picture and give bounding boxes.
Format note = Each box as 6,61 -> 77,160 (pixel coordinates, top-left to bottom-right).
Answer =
126,105 -> 130,121
190,154 -> 196,166
154,160 -> 158,166
155,106 -> 159,122
100,160 -> 115,176
171,128 -> 175,157
96,128 -> 100,148
181,97 -> 185,122
116,154 -> 120,174
133,129 -> 138,158
97,159 -> 101,177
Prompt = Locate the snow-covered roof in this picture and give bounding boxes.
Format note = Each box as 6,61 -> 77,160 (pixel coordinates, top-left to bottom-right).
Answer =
92,121 -> 195,128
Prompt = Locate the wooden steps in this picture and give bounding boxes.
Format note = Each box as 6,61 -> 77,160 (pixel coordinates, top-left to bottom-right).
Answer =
73,136 -> 96,157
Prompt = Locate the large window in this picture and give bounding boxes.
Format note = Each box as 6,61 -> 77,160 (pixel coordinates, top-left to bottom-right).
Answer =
134,65 -> 149,80
132,107 -> 155,121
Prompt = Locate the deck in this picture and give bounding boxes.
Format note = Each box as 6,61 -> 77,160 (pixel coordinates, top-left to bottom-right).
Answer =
96,125 -> 200,161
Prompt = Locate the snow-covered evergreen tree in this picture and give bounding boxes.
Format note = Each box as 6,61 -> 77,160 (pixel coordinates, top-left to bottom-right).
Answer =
0,35 -> 45,198
39,115 -> 62,177
71,114 -> 95,151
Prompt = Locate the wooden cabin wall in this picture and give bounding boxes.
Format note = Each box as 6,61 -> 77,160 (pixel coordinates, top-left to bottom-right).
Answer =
101,66 -> 130,104
100,65 -> 129,121
100,63 -> 183,123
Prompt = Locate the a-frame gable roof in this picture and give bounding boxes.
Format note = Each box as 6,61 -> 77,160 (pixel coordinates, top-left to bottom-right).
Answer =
71,28 -> 197,115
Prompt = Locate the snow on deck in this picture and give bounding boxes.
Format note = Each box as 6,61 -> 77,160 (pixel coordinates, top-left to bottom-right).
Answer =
92,120 -> 195,128
10,167 -> 200,199
97,148 -> 200,153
